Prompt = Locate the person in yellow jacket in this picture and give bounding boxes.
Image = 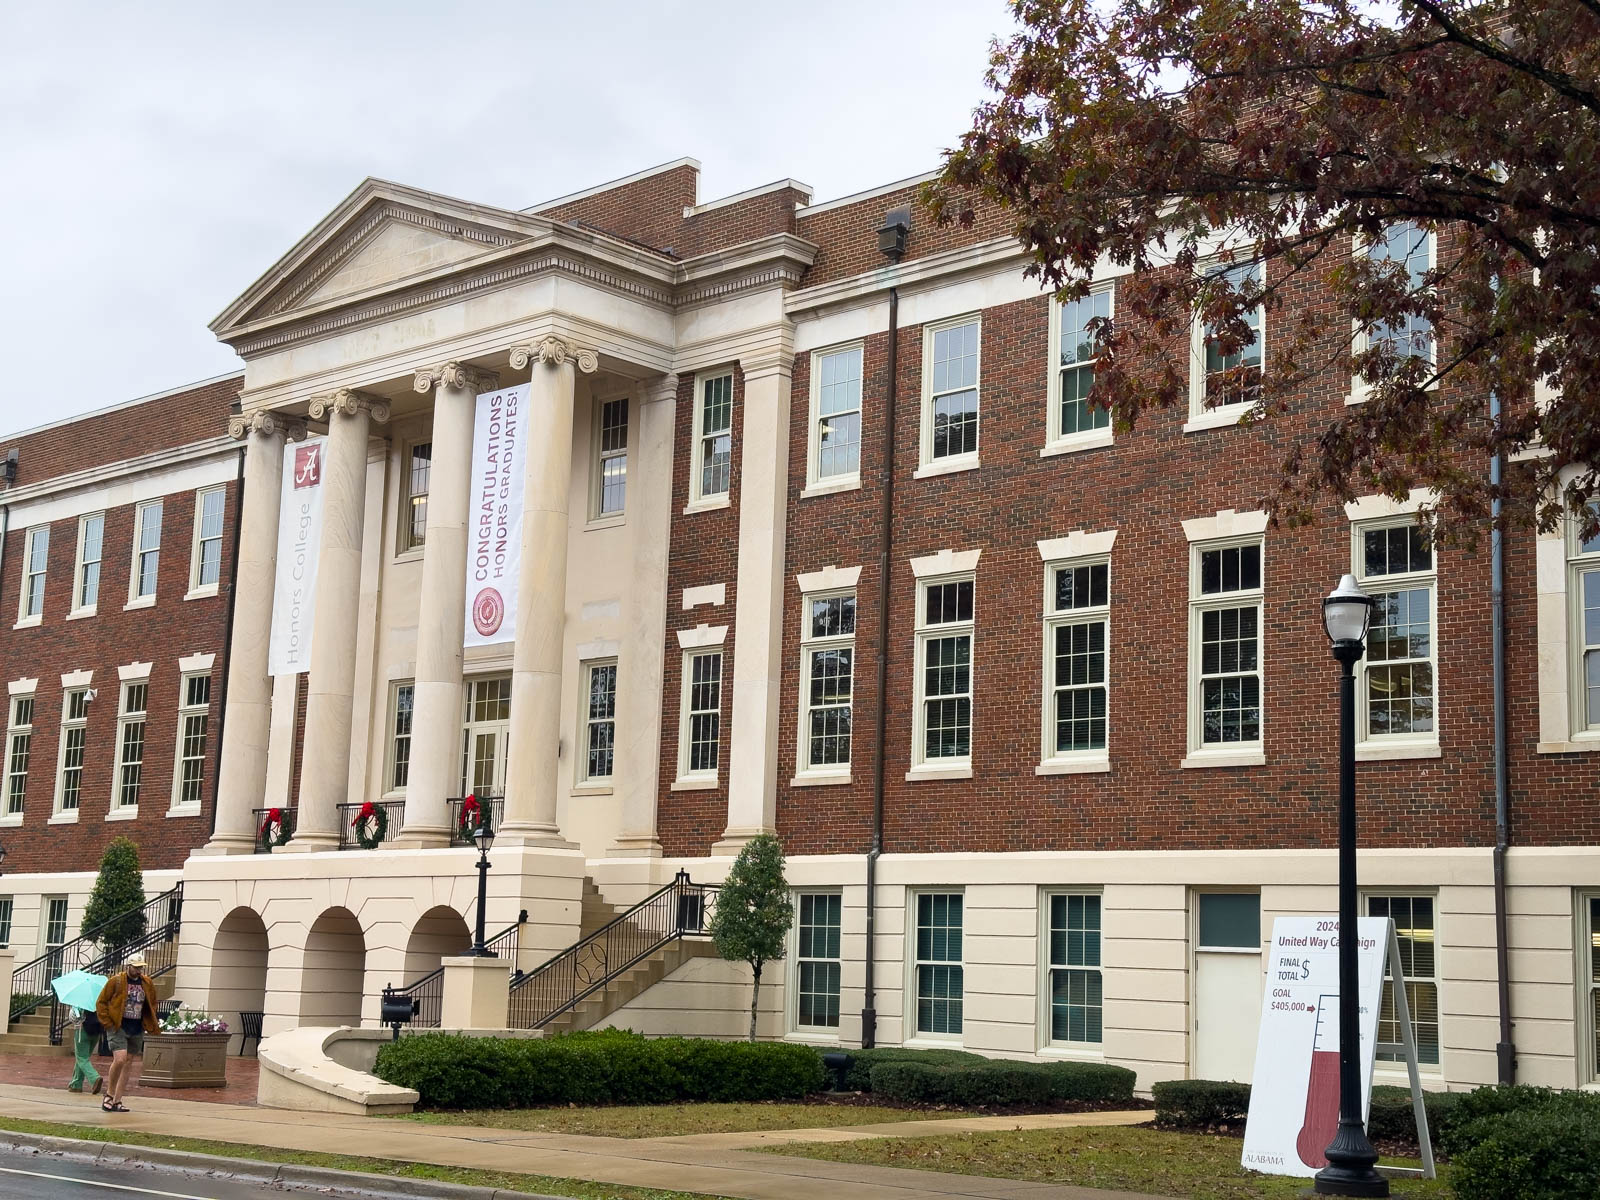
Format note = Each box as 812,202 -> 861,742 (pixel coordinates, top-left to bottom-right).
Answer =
94,955 -> 160,1113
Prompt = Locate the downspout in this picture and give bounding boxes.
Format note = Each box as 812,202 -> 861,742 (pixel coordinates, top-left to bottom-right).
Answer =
862,207 -> 909,1050
208,446 -> 248,840
1490,391 -> 1516,1083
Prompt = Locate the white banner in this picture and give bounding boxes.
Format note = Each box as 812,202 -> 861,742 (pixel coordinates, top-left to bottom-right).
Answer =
268,437 -> 326,676
1241,916 -> 1388,1178
464,382 -> 529,647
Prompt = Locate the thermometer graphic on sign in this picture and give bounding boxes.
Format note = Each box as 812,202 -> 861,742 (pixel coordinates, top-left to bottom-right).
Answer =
1295,994 -> 1342,1169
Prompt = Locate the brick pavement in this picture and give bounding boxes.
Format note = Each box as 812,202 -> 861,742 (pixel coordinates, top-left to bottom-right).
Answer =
0,1052 -> 258,1107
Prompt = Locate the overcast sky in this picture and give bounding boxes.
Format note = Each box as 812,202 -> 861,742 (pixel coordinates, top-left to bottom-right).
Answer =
0,0 -> 1010,437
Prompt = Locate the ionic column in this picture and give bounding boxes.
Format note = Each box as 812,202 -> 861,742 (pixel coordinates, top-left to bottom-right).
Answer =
204,410 -> 304,854
288,388 -> 390,850
499,337 -> 596,845
716,338 -> 794,853
398,361 -> 496,847
610,373 -> 678,857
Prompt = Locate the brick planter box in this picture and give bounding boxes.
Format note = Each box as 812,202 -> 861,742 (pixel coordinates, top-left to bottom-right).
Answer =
140,1032 -> 229,1088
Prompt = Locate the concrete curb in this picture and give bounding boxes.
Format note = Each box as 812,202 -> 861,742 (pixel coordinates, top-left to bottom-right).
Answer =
0,1131 -> 566,1199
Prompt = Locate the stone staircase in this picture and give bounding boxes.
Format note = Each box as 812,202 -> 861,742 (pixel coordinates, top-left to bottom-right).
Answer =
538,938 -> 720,1034
0,1010 -> 73,1057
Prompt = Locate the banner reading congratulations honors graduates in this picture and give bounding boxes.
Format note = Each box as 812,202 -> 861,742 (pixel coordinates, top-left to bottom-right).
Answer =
268,437 -> 326,675
464,383 -> 529,647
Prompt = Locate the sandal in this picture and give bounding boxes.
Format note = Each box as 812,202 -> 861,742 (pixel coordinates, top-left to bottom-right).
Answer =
101,1099 -> 115,1112
111,1102 -> 129,1112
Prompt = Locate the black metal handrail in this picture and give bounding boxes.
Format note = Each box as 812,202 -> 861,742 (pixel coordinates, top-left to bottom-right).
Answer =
49,918 -> 183,1044
10,884 -> 183,1026
251,806 -> 297,853
445,795 -> 505,847
380,911 -> 526,1029
336,799 -> 406,850
507,871 -> 717,1030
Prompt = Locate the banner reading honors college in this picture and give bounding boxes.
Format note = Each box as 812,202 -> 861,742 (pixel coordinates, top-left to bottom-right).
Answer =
268,437 -> 326,675
464,382 -> 529,647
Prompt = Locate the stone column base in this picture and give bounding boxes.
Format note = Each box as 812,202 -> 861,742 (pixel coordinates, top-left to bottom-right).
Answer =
712,826 -> 773,857
194,837 -> 259,857
440,955 -> 511,1030
606,834 -> 663,858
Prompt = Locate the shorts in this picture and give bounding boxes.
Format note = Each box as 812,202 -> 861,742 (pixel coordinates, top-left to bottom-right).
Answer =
106,1028 -> 144,1054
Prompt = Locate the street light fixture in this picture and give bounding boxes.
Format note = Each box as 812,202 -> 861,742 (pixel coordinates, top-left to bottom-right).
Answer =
465,805 -> 497,958
1315,573 -> 1387,1198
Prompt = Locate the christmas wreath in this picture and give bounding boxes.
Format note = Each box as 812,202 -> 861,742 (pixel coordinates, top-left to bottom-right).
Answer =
457,793 -> 482,841
258,807 -> 290,852
352,800 -> 388,849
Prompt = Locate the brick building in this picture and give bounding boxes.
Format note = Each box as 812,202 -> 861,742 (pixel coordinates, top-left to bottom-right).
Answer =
6,156 -> 1595,1094
0,375 -> 240,960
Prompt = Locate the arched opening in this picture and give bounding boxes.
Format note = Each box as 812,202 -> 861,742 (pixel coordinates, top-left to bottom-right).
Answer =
299,906 -> 366,1027
404,906 -> 472,981
210,906 -> 268,1052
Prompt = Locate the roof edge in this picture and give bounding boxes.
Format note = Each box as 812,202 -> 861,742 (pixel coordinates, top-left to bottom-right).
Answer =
523,156 -> 702,214
0,370 -> 242,447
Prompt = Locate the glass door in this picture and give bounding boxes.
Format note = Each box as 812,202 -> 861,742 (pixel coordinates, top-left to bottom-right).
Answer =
460,676 -> 510,796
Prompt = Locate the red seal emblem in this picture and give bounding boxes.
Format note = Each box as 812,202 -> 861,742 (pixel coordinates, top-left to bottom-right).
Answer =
472,587 -> 505,637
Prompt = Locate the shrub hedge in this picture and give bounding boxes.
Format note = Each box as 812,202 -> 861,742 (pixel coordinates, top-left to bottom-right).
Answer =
838,1047 -> 987,1092
374,1029 -> 824,1109
866,1058 -> 1136,1107
1451,1096 -> 1600,1200
1364,1084 -> 1466,1144
1152,1079 -> 1252,1127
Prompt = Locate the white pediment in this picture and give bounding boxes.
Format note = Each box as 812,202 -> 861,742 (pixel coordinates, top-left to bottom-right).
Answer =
297,216 -> 497,309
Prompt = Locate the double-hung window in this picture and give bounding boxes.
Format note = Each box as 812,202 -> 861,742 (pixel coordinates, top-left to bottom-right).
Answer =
1356,522 -> 1437,748
19,526 -> 48,622
173,673 -> 211,809
809,344 -> 863,488
1043,559 -> 1109,765
4,694 -> 33,818
73,513 -> 104,614
690,371 -> 733,506
113,680 -> 148,811
793,892 -> 842,1032
914,576 -> 974,769
1582,894 -> 1600,1083
1571,505 -> 1600,734
921,317 -> 980,469
130,500 -> 162,602
913,892 -> 964,1038
388,682 -> 414,793
55,689 -> 88,816
0,897 -> 11,948
594,398 -> 628,517
401,442 -> 431,552
679,650 -> 723,780
799,592 -> 855,775
1366,893 -> 1440,1067
1365,222 -> 1435,367
1050,290 -> 1113,449
581,660 -> 617,783
1045,891 -> 1103,1047
1189,259 -> 1263,425
1189,539 -> 1264,756
190,486 -> 226,592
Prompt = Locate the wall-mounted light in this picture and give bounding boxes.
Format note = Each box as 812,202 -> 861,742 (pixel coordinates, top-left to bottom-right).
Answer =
877,205 -> 911,262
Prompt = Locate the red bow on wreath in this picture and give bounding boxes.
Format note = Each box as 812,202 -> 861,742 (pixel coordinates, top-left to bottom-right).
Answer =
459,793 -> 481,833
264,806 -> 283,827
352,800 -> 377,828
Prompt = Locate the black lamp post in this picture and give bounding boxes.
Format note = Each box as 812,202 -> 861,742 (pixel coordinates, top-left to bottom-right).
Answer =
465,806 -> 497,957
1315,574 -> 1387,1197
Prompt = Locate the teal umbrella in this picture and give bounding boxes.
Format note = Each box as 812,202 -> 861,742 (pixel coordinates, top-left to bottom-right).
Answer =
51,970 -> 107,1013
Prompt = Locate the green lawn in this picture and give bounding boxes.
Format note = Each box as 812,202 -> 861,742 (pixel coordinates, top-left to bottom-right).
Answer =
761,1124 -> 1452,1200
399,1100 -> 963,1138
0,1115 -> 728,1200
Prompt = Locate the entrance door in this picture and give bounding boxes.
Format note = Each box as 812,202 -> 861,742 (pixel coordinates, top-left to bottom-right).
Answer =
460,676 -> 510,796
1193,891 -> 1262,1083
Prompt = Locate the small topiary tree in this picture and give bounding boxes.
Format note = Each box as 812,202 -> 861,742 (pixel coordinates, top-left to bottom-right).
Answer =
80,837 -> 147,955
708,834 -> 794,1041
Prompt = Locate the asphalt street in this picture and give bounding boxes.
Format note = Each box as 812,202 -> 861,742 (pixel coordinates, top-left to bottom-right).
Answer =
0,1146 -> 381,1200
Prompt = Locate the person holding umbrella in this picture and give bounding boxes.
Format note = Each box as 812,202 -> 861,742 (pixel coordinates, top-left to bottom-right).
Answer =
94,954 -> 160,1113
50,970 -> 107,1096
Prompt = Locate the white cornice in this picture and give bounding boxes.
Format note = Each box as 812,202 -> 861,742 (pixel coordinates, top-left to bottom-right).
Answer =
786,238 -> 1028,317
523,157 -> 702,214
685,178 -> 813,217
672,233 -> 818,309
795,169 -> 941,217
0,436 -> 236,511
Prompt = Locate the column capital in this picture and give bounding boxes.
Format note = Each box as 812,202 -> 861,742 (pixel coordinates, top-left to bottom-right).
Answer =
227,409 -> 307,442
509,337 -> 598,375
640,372 -> 679,406
413,360 -> 499,395
307,388 -> 391,424
738,345 -> 794,382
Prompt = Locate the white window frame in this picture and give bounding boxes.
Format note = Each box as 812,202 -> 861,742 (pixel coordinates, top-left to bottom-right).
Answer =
796,588 -> 856,782
128,499 -> 162,608
41,895 -> 68,957
53,687 -> 89,820
578,658 -> 618,786
687,369 -> 734,510
1580,891 -> 1600,1086
384,680 -> 414,797
1046,289 -> 1115,455
909,571 -> 976,778
789,889 -> 843,1038
16,525 -> 48,626
110,677 -> 150,816
1568,503 -> 1600,740
460,674 -> 512,796
805,342 -> 864,495
907,889 -> 965,1043
3,688 -> 35,825
1353,517 -> 1440,758
1350,223 -> 1437,404
1040,888 -> 1105,1053
916,314 -> 981,477
675,641 -> 724,786
1184,530 -> 1266,767
1186,257 -> 1265,432
591,395 -> 630,521
170,671 -> 211,811
187,485 -> 226,597
399,439 -> 432,555
71,512 -> 104,617
1039,550 -> 1112,774
1364,891 -> 1442,1073
0,897 -> 12,949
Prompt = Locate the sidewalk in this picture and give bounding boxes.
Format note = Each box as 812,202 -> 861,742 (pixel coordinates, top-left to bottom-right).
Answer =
0,1051 -> 260,1106
0,1081 -> 1168,1200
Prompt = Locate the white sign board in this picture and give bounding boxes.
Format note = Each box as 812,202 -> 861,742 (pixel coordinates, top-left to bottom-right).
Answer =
268,437 -> 326,676
463,382 -> 529,647
1240,916 -> 1388,1178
